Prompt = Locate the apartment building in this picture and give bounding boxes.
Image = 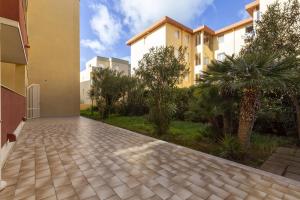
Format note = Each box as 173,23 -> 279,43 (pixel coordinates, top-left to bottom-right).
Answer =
0,0 -> 79,189
127,0 -> 264,87
80,56 -> 130,109
0,1 -> 28,187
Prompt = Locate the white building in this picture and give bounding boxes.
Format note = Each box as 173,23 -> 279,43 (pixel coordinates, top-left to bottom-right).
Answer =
126,0 -> 281,87
80,56 -> 130,108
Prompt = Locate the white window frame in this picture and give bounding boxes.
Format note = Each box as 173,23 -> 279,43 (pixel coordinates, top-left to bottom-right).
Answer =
175,30 -> 180,39
218,35 -> 224,44
185,35 -> 190,43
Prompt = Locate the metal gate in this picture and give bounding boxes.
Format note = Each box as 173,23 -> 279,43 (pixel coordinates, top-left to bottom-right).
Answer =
27,84 -> 40,119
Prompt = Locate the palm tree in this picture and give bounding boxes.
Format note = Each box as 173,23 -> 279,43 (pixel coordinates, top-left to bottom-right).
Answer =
202,52 -> 297,148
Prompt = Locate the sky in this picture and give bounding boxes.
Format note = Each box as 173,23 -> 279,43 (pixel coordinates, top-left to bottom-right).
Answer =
80,0 -> 253,71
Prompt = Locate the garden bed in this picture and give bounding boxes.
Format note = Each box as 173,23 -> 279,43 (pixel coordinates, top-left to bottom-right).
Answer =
81,109 -> 297,168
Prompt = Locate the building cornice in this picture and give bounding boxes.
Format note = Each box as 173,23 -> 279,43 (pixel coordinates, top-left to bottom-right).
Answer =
246,0 -> 260,16
126,16 -> 193,45
215,18 -> 253,35
127,11 -> 254,45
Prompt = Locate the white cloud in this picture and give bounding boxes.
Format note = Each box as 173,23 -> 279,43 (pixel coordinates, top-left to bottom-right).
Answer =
81,3 -> 122,54
80,39 -> 105,54
117,0 -> 214,33
90,4 -> 122,46
238,9 -> 249,19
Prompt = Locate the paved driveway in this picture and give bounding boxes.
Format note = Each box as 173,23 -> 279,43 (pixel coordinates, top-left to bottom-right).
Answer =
1,117 -> 300,200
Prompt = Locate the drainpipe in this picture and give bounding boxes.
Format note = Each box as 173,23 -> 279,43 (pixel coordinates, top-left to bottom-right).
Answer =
0,24 -> 8,190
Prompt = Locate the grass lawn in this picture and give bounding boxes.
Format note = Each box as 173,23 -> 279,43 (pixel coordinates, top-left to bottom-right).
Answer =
80,109 -> 296,167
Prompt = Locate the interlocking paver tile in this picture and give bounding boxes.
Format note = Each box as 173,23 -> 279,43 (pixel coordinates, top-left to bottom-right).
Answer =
0,117 -> 300,200
113,184 -> 134,199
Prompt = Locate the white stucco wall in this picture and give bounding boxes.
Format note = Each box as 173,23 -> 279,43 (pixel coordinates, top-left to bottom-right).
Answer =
111,61 -> 129,75
130,25 -> 167,74
80,57 -> 129,82
214,24 -> 251,59
80,58 -> 99,82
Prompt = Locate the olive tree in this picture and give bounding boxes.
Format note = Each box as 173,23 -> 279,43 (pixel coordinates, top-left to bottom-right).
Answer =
91,68 -> 124,119
135,46 -> 188,135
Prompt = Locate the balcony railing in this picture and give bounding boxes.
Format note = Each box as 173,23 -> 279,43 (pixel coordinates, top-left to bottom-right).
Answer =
1,86 -> 26,147
0,0 -> 29,57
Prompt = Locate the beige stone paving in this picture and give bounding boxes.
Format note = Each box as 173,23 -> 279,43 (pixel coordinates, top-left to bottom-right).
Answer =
261,147 -> 300,182
0,117 -> 300,200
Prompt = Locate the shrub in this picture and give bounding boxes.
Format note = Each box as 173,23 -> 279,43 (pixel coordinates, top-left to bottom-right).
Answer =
251,133 -> 294,155
217,135 -> 244,160
122,79 -> 148,116
173,88 -> 192,120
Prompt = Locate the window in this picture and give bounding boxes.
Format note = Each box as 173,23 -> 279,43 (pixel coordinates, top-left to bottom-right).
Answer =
245,25 -> 254,34
217,53 -> 226,61
195,33 -> 201,46
143,37 -> 146,45
218,35 -> 224,44
185,35 -> 190,43
195,53 -> 201,65
257,11 -> 261,21
174,30 -> 180,39
204,33 -> 210,44
204,57 -> 210,65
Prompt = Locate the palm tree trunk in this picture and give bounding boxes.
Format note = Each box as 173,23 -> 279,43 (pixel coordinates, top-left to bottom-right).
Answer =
291,95 -> 300,140
238,89 -> 260,148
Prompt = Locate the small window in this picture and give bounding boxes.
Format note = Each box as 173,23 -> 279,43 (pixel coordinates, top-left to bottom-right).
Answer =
185,35 -> 190,43
174,30 -> 180,39
257,11 -> 261,21
195,33 -> 201,46
217,53 -> 226,61
245,25 -> 254,34
204,57 -> 210,65
218,35 -> 224,44
143,37 -> 146,45
204,33 -> 210,44
195,53 -> 201,65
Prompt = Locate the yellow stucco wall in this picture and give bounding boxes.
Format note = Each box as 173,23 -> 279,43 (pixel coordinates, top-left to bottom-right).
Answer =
165,23 -> 194,87
1,63 -> 15,89
0,62 -> 26,96
27,0 -> 80,117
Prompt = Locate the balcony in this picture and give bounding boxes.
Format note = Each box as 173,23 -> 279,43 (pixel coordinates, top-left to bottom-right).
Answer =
0,0 -> 28,65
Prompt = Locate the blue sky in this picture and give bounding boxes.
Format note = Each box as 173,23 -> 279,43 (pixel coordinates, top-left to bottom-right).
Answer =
80,0 -> 253,71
